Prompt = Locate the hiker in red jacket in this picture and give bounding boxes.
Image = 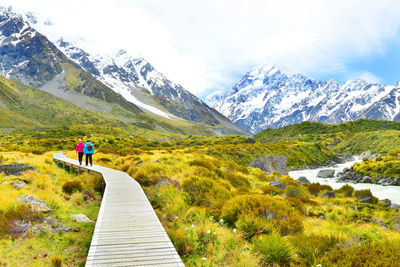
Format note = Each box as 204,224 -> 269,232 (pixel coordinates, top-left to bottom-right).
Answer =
75,139 -> 85,165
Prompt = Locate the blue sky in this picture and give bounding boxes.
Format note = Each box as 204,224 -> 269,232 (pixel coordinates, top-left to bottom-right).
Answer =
4,0 -> 400,98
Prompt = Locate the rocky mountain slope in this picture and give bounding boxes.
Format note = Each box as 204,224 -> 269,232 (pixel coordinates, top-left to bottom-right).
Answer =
0,6 -> 248,136
206,63 -> 400,133
21,10 -> 247,135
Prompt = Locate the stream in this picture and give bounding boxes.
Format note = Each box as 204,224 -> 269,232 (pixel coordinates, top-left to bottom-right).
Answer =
288,158 -> 400,204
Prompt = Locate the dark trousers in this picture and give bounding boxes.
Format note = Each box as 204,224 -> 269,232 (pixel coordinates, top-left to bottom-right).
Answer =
86,154 -> 93,166
78,152 -> 84,165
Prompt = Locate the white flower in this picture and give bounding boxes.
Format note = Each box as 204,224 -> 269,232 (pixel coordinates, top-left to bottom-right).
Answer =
185,227 -> 188,230
202,257 -> 207,260
213,232 -> 216,235
191,224 -> 195,228
233,228 -> 237,233
175,216 -> 178,220
220,218 -> 224,223
207,230 -> 211,234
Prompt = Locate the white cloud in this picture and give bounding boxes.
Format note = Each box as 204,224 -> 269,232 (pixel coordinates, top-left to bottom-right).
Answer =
348,71 -> 382,84
3,0 -> 400,96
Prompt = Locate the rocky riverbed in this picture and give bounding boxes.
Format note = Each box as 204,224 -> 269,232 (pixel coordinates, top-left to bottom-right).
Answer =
289,154 -> 400,204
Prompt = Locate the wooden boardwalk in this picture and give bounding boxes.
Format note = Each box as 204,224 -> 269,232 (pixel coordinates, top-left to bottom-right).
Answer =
53,153 -> 184,267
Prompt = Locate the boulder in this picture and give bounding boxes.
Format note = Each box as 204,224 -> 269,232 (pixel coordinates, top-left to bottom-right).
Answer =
249,155 -> 288,175
343,167 -> 350,173
359,197 -> 373,204
12,181 -> 26,189
247,137 -> 256,144
269,181 -> 286,190
362,176 -> 372,183
317,169 -> 335,178
17,195 -> 52,212
297,176 -> 311,185
381,199 -> 391,207
71,214 -> 94,223
390,204 -> 400,210
321,192 -> 335,198
0,163 -> 35,176
334,153 -> 354,163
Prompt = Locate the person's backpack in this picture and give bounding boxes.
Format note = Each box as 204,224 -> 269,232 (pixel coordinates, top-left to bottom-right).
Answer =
87,144 -> 93,152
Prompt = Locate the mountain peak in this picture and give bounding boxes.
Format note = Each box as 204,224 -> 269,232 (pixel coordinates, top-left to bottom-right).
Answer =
206,63 -> 400,133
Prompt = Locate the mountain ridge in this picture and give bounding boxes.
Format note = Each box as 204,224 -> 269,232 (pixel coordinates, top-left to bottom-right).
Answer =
206,63 -> 400,133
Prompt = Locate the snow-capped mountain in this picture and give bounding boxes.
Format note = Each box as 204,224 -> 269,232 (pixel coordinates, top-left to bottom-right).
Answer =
0,6 -> 248,135
206,63 -> 400,133
22,11 -> 246,131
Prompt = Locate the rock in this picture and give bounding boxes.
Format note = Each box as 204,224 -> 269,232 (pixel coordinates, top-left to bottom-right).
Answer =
17,195 -> 52,212
349,205 -> 358,211
362,176 -> 372,183
0,163 -> 35,176
10,220 -> 31,236
343,167 -> 350,173
381,199 -> 391,207
296,176 -> 311,185
360,151 -> 372,159
12,181 -> 26,189
390,204 -> 400,210
319,215 -> 325,219
317,169 -> 335,178
155,177 -> 173,187
249,155 -> 288,175
371,218 -> 388,229
321,192 -> 335,198
269,181 -> 286,190
359,197 -> 373,204
334,153 -> 354,163
247,137 -> 256,144
71,214 -> 94,223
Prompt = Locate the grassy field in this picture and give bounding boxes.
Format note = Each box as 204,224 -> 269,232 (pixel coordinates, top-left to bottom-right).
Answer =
1,122 -> 400,266
0,152 -> 102,266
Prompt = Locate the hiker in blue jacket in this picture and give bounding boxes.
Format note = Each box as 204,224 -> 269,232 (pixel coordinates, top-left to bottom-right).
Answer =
84,140 -> 95,166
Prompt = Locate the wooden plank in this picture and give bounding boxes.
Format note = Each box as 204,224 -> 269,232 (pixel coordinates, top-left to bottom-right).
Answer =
53,153 -> 184,267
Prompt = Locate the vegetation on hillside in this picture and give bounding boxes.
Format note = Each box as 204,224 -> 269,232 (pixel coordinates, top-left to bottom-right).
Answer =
0,152 -> 102,266
255,119 -> 400,154
59,136 -> 400,266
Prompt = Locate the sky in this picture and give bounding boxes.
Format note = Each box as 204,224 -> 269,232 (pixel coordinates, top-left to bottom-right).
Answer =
3,0 -> 400,98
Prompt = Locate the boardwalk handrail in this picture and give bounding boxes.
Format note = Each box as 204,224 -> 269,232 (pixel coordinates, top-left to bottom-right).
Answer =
53,153 -> 184,267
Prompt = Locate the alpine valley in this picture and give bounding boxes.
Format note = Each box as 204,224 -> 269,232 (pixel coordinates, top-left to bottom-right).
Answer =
206,63 -> 400,133
2,4 -> 400,267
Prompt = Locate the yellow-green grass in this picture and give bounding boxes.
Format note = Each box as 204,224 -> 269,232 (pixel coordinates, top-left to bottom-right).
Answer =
65,145 -> 400,266
0,152 -> 101,266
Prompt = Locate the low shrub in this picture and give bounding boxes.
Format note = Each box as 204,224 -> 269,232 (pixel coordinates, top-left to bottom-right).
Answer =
286,185 -> 306,198
261,185 -> 283,195
62,181 -> 83,194
189,159 -> 214,170
252,234 -> 295,265
221,194 -> 303,235
354,189 -> 373,200
0,204 -> 40,236
307,183 -> 333,196
236,214 -> 273,240
336,184 -> 354,197
289,233 -> 342,266
320,240 -> 400,266
182,176 -> 231,208
223,172 -> 250,187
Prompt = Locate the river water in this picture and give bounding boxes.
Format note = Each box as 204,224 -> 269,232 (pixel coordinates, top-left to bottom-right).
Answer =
288,159 -> 400,204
